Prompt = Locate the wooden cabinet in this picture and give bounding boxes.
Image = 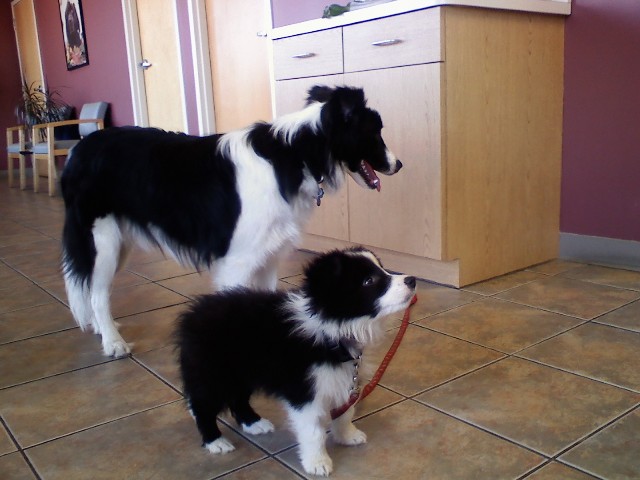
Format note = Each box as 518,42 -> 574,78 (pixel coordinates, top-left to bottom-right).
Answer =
272,6 -> 564,287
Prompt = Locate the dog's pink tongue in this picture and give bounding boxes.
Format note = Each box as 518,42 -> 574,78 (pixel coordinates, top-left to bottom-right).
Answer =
359,160 -> 381,191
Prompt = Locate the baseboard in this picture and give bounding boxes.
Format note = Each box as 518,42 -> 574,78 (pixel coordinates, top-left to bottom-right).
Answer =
559,233 -> 640,270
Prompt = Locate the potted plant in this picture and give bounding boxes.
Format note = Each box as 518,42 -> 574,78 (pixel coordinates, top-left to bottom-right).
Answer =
15,81 -> 74,141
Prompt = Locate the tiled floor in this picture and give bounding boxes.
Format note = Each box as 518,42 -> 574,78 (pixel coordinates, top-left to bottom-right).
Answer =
1,179 -> 639,480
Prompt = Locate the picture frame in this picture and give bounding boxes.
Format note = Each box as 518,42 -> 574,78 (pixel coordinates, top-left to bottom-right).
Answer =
58,0 -> 89,70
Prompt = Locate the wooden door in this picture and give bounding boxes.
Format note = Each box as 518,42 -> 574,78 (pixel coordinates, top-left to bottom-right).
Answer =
274,75 -> 350,242
11,0 -> 44,89
346,65 -> 443,259
205,0 -> 272,132
136,0 -> 186,132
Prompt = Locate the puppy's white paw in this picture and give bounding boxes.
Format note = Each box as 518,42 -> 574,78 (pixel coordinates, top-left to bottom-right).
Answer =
333,426 -> 367,446
205,437 -> 235,454
102,338 -> 131,357
242,418 -> 274,435
301,452 -> 333,477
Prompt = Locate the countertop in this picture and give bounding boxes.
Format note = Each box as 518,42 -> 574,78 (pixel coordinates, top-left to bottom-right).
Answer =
271,0 -> 571,39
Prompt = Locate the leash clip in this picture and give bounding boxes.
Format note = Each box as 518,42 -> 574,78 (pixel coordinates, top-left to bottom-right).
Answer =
316,177 -> 325,206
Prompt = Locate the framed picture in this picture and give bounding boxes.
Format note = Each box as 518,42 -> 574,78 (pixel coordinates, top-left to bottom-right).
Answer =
58,0 -> 89,70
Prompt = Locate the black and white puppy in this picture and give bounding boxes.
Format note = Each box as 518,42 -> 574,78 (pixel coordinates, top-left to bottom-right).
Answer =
176,247 -> 416,476
61,86 -> 402,357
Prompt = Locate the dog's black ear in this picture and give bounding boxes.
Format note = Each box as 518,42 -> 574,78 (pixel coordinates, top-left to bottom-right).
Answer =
306,85 -> 334,105
329,87 -> 367,122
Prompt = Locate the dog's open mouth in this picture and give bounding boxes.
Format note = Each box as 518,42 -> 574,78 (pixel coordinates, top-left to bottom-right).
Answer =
358,160 -> 381,192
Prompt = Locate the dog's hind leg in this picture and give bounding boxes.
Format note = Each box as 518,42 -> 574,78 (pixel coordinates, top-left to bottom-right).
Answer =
188,393 -> 234,454
90,216 -> 130,357
63,274 -> 94,332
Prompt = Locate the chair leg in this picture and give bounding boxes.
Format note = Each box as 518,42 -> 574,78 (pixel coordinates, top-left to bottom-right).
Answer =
7,155 -> 14,188
33,156 -> 40,193
19,155 -> 27,190
48,152 -> 56,196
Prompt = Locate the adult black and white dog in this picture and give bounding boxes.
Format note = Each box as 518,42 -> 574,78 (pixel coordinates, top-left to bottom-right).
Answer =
60,86 -> 402,357
176,247 -> 416,476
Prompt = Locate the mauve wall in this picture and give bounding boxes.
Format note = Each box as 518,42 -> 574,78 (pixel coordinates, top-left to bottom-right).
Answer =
33,0 -> 134,127
0,3 -> 24,170
561,0 -> 640,242
271,0 -> 328,26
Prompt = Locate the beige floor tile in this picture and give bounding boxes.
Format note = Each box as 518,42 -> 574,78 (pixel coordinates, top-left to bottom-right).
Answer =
525,462 -> 596,480
367,324 -> 503,396
409,281 -> 481,321
158,272 -> 214,298
560,408 -> 640,480
0,329 -> 106,388
135,345 -> 182,391
111,282 -> 188,318
278,400 -> 544,479
526,259 -> 582,276
519,323 -> 640,391
0,421 -> 17,455
127,258 -> 197,281
417,357 -> 640,456
26,401 -> 266,480
0,238 -> 60,261
278,250 -> 317,278
219,458 -> 301,479
0,359 -> 180,447
464,270 -> 547,296
594,299 -> 640,332
561,264 -> 640,291
497,276 -> 640,319
418,297 -> 584,353
0,452 -> 37,480
0,284 -> 56,315
0,264 -> 32,291
126,247 -> 168,265
3,255 -> 62,285
0,302 -> 75,344
117,304 -> 185,354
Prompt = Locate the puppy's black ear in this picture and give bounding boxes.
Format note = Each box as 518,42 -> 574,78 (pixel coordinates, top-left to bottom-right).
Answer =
329,87 -> 367,122
306,85 -> 334,105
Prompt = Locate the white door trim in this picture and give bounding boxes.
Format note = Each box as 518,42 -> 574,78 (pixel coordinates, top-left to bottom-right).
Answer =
121,0 -> 148,126
187,0 -> 215,135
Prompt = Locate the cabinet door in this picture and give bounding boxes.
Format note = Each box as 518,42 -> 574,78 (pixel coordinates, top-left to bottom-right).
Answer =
345,64 -> 443,259
274,75 -> 350,242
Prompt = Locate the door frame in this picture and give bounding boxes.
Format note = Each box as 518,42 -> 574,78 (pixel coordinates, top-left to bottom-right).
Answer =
11,0 -> 45,89
120,0 -> 193,132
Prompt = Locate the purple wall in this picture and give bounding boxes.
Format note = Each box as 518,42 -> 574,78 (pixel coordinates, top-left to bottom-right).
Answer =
33,0 -> 134,126
561,0 -> 640,242
271,0 -> 328,27
0,3 -> 24,170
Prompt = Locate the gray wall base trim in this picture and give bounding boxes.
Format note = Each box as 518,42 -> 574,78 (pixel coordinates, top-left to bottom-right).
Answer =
559,233 -> 640,270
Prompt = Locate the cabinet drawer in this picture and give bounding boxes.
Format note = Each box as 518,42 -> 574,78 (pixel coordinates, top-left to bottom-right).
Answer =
344,8 -> 442,72
273,28 -> 343,80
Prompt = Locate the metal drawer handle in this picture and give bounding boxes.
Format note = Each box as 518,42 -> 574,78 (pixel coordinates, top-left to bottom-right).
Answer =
371,39 -> 402,47
291,52 -> 316,59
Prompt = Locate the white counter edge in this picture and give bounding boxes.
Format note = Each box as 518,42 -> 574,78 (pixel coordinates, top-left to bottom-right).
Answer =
271,0 -> 571,39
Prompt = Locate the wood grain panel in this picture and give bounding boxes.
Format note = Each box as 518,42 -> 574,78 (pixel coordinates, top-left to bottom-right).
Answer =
273,28 -> 343,80
344,8 -> 442,73
346,64 -> 443,259
443,7 -> 564,284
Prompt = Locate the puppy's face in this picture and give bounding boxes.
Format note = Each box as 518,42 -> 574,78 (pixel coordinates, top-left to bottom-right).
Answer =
303,248 -> 416,322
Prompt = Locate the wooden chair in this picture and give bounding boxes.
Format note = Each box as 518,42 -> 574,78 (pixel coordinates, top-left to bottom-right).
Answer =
31,102 -> 108,196
5,125 -> 30,190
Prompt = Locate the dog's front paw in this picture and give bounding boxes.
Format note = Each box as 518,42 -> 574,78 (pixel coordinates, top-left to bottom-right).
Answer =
301,452 -> 333,477
102,338 -> 131,357
242,418 -> 274,435
204,437 -> 235,454
332,425 -> 367,446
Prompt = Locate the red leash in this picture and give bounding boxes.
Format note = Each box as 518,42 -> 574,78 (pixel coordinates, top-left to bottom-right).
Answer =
331,294 -> 418,419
